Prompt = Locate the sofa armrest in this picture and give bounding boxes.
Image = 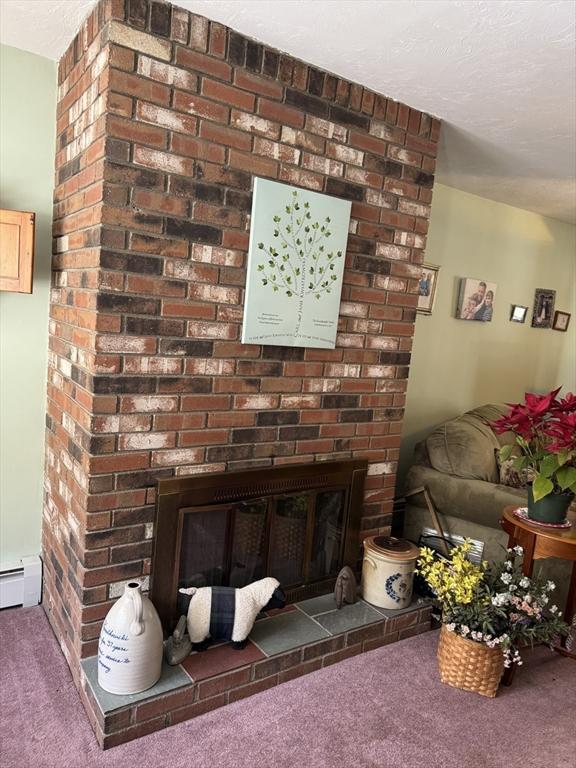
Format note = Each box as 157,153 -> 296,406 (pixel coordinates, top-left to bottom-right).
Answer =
405,464 -> 526,530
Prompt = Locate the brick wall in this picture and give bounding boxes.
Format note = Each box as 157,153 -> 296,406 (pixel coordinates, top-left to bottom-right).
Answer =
43,0 -> 440,678
43,0 -> 113,672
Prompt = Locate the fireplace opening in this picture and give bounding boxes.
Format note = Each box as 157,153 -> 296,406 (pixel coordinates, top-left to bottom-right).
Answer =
151,460 -> 368,630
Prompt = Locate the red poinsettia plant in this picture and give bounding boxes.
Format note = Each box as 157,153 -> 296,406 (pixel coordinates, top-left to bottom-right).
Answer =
492,388 -> 576,501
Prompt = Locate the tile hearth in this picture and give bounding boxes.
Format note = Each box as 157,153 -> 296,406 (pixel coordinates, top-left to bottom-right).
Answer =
80,595 -> 432,748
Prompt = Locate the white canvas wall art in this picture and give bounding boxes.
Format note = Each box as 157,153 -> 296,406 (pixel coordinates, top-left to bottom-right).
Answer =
241,178 -> 351,349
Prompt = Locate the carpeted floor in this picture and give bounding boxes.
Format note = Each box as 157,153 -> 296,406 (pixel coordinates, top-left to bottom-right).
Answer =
1,607 -> 575,768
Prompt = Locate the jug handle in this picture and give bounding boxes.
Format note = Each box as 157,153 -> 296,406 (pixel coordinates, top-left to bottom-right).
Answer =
129,588 -> 144,636
364,555 -> 378,570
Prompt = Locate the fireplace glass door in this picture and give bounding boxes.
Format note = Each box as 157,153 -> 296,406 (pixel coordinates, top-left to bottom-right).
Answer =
153,460 -> 367,628
177,489 -> 346,598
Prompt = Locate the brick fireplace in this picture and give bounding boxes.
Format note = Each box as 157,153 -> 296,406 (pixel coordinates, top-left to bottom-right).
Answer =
42,0 -> 439,747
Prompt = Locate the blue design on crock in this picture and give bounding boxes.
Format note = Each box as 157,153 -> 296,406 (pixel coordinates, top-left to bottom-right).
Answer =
385,572 -> 410,603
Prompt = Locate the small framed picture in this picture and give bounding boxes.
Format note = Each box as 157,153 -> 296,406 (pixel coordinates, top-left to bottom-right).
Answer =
510,305 -> 528,323
416,263 -> 440,315
531,288 -> 556,328
456,277 -> 497,322
552,310 -> 571,332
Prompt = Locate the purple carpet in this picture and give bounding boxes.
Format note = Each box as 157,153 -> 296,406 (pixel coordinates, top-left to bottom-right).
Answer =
1,607 -> 574,768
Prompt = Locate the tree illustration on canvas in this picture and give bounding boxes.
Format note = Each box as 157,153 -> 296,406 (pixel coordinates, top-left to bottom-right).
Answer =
256,189 -> 343,300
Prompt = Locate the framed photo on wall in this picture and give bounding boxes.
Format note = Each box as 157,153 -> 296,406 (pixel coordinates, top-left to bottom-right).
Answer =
552,310 -> 571,332
510,304 -> 528,323
455,277 -> 497,322
416,263 -> 440,315
531,288 -> 556,328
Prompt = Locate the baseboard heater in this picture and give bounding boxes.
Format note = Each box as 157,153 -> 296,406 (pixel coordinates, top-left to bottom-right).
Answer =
0,555 -> 42,609
420,528 -> 484,565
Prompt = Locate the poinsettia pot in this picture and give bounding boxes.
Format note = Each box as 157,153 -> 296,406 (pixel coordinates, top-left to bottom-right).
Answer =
527,485 -> 573,524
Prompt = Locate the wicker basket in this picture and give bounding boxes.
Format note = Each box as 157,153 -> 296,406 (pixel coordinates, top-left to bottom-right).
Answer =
437,624 -> 504,697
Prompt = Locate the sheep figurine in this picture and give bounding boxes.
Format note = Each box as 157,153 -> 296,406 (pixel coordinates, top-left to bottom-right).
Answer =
179,577 -> 286,650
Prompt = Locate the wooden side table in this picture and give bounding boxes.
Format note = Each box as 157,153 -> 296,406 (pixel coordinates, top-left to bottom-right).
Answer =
500,505 -> 576,661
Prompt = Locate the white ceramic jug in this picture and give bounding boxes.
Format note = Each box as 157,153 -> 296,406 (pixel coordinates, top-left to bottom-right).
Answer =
97,581 -> 163,695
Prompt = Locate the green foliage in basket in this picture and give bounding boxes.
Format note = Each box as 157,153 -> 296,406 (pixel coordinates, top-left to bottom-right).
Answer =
417,541 -> 568,667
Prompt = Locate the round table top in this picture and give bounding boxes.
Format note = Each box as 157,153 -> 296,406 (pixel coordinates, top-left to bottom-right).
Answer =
503,505 -> 576,547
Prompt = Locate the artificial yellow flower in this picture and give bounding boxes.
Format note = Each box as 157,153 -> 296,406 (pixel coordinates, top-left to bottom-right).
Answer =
417,540 -> 485,607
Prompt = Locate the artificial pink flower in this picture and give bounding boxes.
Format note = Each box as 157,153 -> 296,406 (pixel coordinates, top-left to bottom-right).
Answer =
524,387 -> 561,415
557,393 -> 576,413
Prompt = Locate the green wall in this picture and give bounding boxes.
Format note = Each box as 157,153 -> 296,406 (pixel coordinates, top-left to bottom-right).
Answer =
0,45 -> 56,567
398,183 -> 576,488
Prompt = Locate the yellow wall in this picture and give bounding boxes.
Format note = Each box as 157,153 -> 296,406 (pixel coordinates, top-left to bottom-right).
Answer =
398,183 -> 576,487
0,45 -> 56,567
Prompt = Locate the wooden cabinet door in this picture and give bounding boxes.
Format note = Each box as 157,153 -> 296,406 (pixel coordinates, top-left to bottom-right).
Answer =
0,209 -> 35,293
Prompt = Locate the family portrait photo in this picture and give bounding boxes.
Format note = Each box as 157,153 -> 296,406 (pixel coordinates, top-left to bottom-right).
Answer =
456,277 -> 497,322
417,263 -> 440,315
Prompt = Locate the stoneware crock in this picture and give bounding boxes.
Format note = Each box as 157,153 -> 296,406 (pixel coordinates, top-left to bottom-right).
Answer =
361,536 -> 420,610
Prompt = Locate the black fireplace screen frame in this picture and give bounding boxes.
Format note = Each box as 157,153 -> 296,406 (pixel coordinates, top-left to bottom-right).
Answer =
151,459 -> 368,630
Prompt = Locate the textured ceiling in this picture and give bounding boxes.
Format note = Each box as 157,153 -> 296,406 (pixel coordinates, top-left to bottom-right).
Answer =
1,0 -> 575,224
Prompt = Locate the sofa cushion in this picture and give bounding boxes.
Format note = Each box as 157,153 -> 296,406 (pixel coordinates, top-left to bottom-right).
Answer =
405,464 -> 526,529
425,405 -> 506,482
469,403 -> 522,448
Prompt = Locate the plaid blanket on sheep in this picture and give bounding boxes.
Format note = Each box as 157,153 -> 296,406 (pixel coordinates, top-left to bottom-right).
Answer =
209,587 -> 236,641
